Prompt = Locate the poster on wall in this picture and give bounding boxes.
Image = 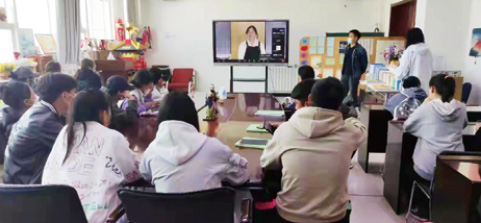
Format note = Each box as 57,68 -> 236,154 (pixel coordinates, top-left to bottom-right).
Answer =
35,34 -> 57,54
339,41 -> 348,53
18,29 -> 36,57
469,28 -> 481,57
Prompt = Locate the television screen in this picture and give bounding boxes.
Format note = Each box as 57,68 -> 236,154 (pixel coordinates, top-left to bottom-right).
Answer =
213,20 -> 289,64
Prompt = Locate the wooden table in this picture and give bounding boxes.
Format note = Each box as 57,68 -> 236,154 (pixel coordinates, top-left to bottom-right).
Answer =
383,121 -> 479,214
358,104 -> 393,172
123,93 -> 285,180
431,155 -> 481,223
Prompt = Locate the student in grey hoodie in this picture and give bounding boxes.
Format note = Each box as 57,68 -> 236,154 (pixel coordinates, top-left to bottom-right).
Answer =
384,76 -> 428,116
404,74 -> 467,181
140,91 -> 250,193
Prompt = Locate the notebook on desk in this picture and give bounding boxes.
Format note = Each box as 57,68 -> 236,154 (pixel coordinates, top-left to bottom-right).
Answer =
235,137 -> 269,150
246,124 -> 268,133
255,110 -> 285,118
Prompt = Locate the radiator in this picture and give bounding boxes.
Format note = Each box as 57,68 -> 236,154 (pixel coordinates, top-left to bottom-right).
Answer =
267,66 -> 298,94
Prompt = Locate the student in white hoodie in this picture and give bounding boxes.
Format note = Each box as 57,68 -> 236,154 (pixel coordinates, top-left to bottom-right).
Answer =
395,28 -> 434,92
140,91 -> 250,193
404,74 -> 467,182
261,77 -> 367,223
42,90 -> 141,223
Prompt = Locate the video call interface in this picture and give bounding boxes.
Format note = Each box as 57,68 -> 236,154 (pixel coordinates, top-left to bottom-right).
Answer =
214,21 -> 288,63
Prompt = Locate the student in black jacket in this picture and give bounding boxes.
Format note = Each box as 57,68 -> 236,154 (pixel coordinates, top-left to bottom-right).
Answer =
3,74 -> 77,184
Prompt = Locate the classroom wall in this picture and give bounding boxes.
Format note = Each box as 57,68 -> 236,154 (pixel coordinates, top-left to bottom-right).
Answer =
463,0 -> 481,104
418,0 -> 472,72
140,0 -> 386,92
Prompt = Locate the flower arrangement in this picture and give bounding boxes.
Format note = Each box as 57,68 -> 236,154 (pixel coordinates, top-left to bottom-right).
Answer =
0,63 -> 15,73
384,45 -> 404,62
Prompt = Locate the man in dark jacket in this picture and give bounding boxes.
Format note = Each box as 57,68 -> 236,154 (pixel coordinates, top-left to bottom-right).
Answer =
104,76 -> 139,132
341,29 -> 369,107
3,74 -> 77,184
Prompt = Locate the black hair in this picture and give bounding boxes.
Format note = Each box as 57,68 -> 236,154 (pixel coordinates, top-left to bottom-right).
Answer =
298,66 -> 315,81
80,58 -> 95,71
310,77 -> 345,110
76,69 -> 102,91
429,74 -> 456,103
65,90 -> 110,163
349,29 -> 361,39
402,76 -> 422,89
157,91 -> 199,131
35,73 -> 77,104
291,79 -> 316,106
131,69 -> 154,89
245,25 -> 258,36
0,80 -> 31,110
45,61 -> 61,73
406,28 -> 425,48
150,67 -> 162,85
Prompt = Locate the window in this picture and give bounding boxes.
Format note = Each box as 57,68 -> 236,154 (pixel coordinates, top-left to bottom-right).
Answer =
16,0 -> 55,34
0,29 -> 14,62
80,0 -> 113,40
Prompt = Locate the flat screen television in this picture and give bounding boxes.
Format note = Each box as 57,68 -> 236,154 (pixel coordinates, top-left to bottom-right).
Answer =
213,20 -> 289,65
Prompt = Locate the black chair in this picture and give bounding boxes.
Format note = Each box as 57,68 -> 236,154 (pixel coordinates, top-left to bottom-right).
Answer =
407,151 -> 481,222
0,185 -> 88,223
462,82 -> 472,103
118,188 -> 237,223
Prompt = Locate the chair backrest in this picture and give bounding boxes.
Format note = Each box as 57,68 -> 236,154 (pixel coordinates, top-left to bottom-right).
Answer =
0,185 -> 88,223
172,68 -> 194,83
119,188 -> 235,223
462,82 -> 472,103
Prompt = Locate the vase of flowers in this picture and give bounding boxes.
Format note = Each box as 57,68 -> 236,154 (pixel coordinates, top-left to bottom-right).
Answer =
384,45 -> 404,66
0,63 -> 15,80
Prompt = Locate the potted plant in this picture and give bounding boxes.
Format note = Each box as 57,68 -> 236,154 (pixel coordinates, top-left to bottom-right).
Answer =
384,45 -> 404,66
0,63 -> 15,80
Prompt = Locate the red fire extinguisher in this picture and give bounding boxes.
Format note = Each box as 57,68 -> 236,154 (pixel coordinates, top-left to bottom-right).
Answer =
115,19 -> 125,41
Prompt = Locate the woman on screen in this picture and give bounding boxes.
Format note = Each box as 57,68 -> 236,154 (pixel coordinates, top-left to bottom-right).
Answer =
238,25 -> 266,61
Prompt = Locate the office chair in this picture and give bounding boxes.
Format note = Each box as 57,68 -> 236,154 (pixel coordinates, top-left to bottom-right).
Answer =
462,82 -> 472,103
118,188 -> 237,223
0,185 -> 88,223
407,151 -> 481,222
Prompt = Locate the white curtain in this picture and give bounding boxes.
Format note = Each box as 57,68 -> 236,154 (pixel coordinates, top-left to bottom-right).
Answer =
56,0 -> 81,65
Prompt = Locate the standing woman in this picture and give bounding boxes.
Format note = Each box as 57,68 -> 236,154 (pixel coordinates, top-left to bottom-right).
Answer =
238,25 -> 266,61
42,90 -> 141,222
395,28 -> 433,92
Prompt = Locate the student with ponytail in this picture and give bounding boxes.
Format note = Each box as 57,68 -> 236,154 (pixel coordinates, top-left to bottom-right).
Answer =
42,90 -> 141,222
404,74 -> 467,182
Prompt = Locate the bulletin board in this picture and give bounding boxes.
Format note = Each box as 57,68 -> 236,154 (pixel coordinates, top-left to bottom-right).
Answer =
299,33 -> 405,79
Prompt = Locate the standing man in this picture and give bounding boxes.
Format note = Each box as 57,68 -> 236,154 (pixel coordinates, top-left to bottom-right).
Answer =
341,29 -> 368,107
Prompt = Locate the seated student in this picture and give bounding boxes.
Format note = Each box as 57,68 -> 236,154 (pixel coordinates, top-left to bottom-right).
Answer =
76,69 -> 102,91
261,77 -> 367,223
10,67 -> 40,87
104,76 -> 138,132
42,90 -> 141,222
45,61 -> 62,74
384,76 -> 428,116
3,74 -> 77,184
298,65 -> 315,82
125,69 -> 159,114
0,81 -> 35,163
404,74 -> 467,182
149,67 -> 169,101
291,79 -> 316,110
74,58 -> 96,79
140,91 -> 250,193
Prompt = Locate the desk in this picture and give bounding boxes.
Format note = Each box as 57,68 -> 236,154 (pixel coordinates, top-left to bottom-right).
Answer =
431,155 -> 481,223
359,80 -> 399,105
468,106 -> 481,122
358,104 -> 392,172
207,93 -> 285,179
383,121 -> 479,214
123,93 -> 285,180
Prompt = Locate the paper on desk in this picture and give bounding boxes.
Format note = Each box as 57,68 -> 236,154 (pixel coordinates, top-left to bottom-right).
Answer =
255,110 -> 285,117
246,124 -> 268,133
